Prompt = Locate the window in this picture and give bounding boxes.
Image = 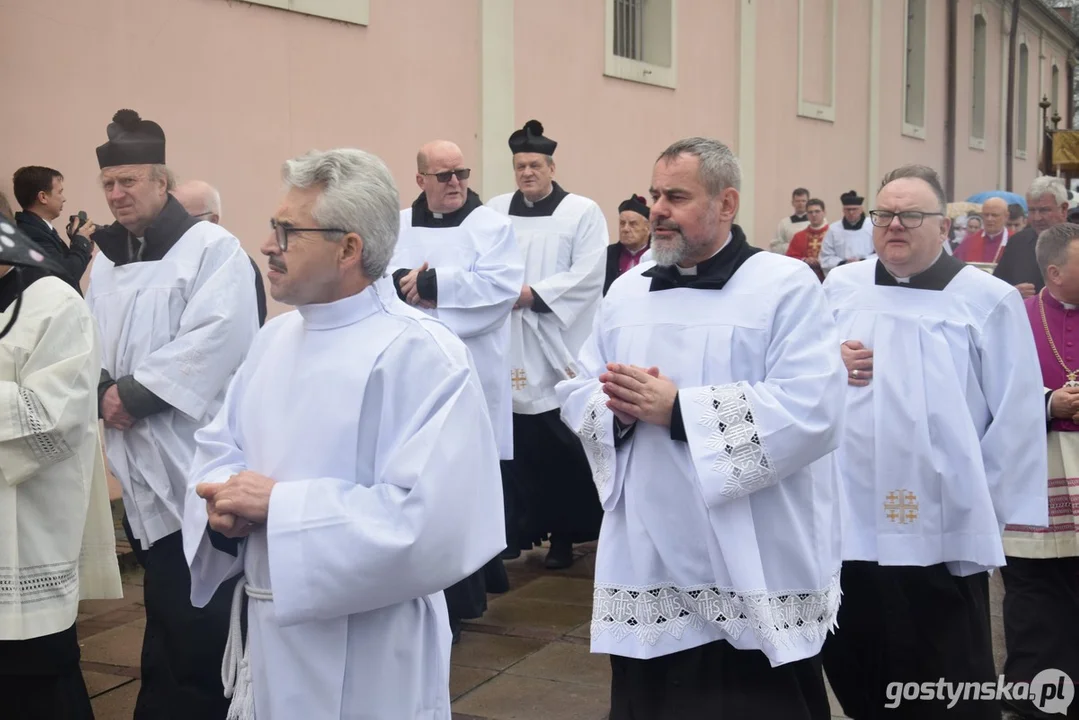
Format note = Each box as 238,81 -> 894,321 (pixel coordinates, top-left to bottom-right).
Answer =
797,0 -> 837,122
902,0 -> 928,138
235,0 -> 368,26
605,0 -> 676,89
1017,41 -> 1029,157
970,9 -> 987,149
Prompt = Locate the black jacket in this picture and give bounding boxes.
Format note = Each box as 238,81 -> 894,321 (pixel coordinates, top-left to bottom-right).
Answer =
992,226 -> 1042,291
14,211 -> 91,295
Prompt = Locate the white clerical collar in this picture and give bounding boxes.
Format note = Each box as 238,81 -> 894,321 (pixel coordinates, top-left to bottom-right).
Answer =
432,212 -> 443,219
889,248 -> 943,283
1048,289 -> 1079,310
676,232 -> 732,276
297,280 -> 383,330
523,187 -> 554,208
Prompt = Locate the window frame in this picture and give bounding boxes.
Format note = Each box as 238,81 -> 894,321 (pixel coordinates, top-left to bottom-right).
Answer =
604,0 -> 678,89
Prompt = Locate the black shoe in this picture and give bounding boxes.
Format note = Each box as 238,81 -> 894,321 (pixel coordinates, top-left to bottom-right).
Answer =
500,547 -> 521,560
544,539 -> 574,569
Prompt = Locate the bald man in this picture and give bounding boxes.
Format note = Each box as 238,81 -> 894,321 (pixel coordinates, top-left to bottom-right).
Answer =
388,139 -> 522,641
172,180 -> 267,326
955,197 -> 1011,264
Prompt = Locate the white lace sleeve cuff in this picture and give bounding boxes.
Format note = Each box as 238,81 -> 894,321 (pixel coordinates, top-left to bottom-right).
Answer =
576,389 -> 616,505
682,382 -> 777,508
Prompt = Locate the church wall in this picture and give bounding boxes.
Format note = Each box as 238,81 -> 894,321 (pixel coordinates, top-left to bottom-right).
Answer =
874,0 -> 949,195
0,0 -> 483,318
751,0 -> 873,247
953,0 -> 1007,203
512,0 -> 739,245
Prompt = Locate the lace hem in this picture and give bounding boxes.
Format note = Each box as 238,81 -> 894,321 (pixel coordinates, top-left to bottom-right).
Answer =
592,573 -> 841,649
15,387 -> 73,465
578,390 -> 613,494
693,384 -> 776,498
0,562 -> 79,605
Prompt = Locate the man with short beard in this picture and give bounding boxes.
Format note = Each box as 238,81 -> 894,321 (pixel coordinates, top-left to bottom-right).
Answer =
556,137 -> 845,718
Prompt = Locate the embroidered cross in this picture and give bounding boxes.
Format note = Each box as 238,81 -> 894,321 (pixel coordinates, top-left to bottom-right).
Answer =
884,489 -> 919,525
511,368 -> 528,391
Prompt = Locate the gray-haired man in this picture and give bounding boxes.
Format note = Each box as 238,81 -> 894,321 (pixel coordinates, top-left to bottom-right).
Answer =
183,148 -> 505,719
994,176 -> 1071,295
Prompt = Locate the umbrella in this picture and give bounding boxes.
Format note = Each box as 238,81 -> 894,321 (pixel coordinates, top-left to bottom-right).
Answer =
965,191 -> 1027,212
946,201 -> 982,219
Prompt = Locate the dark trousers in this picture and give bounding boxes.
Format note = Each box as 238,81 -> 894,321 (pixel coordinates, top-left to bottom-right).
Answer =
0,623 -> 94,719
822,561 -> 998,719
610,639 -> 831,720
126,528 -> 237,720
1001,555 -> 1079,719
503,410 -> 602,549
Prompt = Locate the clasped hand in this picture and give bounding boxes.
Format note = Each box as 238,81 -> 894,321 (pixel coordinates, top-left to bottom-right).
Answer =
195,471 -> 276,539
600,363 -> 678,427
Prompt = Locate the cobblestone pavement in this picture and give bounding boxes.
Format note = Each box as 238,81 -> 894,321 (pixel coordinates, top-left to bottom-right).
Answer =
79,543 -> 1010,719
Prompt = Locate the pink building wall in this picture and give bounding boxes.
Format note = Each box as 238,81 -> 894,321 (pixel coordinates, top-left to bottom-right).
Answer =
513,0 -> 739,238
1,0 -> 1075,318
1,0 -> 483,317
753,0 -> 872,243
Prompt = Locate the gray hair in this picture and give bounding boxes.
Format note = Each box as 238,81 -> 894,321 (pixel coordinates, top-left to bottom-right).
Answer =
1036,222 -> 1079,277
1028,175 -> 1068,206
656,137 -> 741,196
150,164 -> 176,192
282,148 -> 400,279
878,164 -> 947,213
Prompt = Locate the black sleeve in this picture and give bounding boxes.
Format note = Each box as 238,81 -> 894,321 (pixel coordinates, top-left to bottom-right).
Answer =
206,526 -> 243,556
531,287 -> 553,313
669,394 -> 687,443
250,257 -> 267,327
115,375 -> 172,419
61,236 -> 93,281
98,369 -> 116,419
613,417 -> 636,447
391,268 -> 411,301
1046,389 -> 1055,431
416,268 -> 438,302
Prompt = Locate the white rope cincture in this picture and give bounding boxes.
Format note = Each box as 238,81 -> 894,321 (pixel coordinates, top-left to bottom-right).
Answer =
222,578 -> 273,720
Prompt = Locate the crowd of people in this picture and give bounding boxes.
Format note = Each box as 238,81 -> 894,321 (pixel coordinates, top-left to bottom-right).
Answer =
0,106 -> 1076,720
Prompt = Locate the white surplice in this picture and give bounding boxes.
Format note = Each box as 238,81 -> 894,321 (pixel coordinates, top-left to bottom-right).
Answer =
487,187 -> 608,415
822,257 -> 1049,574
555,241 -> 846,668
1,276 -> 122,641
819,219 -> 875,272
390,203 -> 523,459
182,276 -> 505,720
86,223 -> 258,550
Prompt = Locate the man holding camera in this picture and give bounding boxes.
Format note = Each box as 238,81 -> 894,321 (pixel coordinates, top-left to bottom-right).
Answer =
12,166 -> 95,294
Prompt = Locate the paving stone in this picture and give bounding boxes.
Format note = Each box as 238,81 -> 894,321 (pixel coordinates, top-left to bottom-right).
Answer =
78,584 -> 144,617
568,621 -> 591,640
79,618 -> 146,668
511,576 -> 595,608
450,665 -> 498,700
468,597 -> 591,638
452,631 -> 546,671
504,641 -> 611,688
452,673 -> 610,720
90,679 -> 140,720
82,669 -> 133,698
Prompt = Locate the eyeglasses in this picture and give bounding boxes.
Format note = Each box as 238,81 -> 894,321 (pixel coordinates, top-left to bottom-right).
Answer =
420,168 -> 471,183
869,210 -> 946,229
269,218 -> 348,252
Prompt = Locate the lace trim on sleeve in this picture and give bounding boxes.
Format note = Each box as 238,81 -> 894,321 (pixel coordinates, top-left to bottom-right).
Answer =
694,384 -> 776,498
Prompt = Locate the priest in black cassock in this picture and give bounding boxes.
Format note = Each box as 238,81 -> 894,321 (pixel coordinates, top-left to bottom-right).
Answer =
994,175 -> 1070,296
487,121 -> 609,569
604,194 -> 651,295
